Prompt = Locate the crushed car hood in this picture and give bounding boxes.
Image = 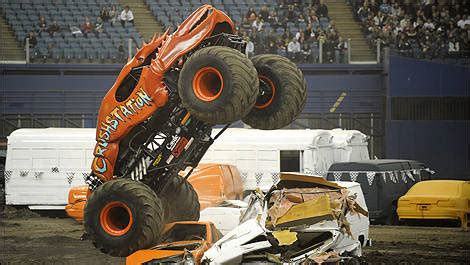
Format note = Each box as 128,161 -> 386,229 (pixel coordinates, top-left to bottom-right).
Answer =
203,173 -> 369,264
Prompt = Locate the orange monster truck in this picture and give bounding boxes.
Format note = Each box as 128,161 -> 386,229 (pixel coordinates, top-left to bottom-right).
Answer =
83,5 -> 307,257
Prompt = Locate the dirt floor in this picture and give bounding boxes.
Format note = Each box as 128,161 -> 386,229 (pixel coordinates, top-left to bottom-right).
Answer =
1,207 -> 469,264
364,225 -> 470,264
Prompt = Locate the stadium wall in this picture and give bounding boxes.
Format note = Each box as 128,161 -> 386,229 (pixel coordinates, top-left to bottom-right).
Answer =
0,63 -> 386,154
386,56 -> 470,180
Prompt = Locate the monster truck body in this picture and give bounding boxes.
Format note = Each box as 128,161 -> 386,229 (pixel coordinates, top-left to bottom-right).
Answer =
84,5 -> 307,257
90,5 -> 237,184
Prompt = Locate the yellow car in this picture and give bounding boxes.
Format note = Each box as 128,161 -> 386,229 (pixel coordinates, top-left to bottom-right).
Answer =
398,180 -> 470,229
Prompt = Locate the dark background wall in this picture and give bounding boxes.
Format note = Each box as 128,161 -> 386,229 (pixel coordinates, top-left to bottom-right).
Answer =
2,58 -> 468,179
386,56 -> 470,180
0,64 -> 386,158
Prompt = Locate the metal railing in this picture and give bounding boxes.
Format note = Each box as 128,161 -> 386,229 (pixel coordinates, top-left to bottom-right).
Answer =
24,36 -> 423,66
24,37 -> 135,63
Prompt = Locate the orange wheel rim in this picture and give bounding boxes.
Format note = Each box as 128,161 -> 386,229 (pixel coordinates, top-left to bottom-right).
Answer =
255,75 -> 276,109
100,201 -> 133,236
192,66 -> 224,102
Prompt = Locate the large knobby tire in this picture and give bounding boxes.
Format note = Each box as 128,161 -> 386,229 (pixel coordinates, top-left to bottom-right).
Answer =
84,178 -> 164,257
242,54 -> 307,130
160,175 -> 200,223
178,46 -> 259,124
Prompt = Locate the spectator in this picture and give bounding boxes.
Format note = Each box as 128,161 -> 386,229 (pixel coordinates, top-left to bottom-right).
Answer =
246,8 -> 257,23
267,40 -> 277,54
457,14 -> 470,29
120,5 -> 134,27
277,39 -> 287,57
301,42 -> 312,62
70,25 -> 82,37
117,44 -> 126,62
24,31 -> 37,48
324,32 -> 338,63
232,0 -> 341,63
397,32 -> 411,54
38,16 -> 47,36
259,5 -> 269,21
268,10 -> 281,28
317,0 -> 329,18
47,21 -> 61,37
287,37 -> 301,61
391,3 -> 402,17
95,17 -> 104,33
100,7 -> 110,22
285,5 -> 296,22
449,37 -> 460,52
357,2 -> 370,22
368,0 -> 379,15
379,0 -> 392,14
374,11 -> 386,27
352,0 -> 469,62
245,37 -> 255,57
82,17 -> 94,35
423,18 -> 435,30
252,17 -> 263,31
308,10 -> 319,24
336,36 -> 348,63
109,5 -> 119,26
249,28 -> 264,52
241,18 -> 252,31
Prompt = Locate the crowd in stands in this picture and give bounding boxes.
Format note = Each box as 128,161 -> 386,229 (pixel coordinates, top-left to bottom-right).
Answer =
5,0 -> 469,65
30,4 -> 135,62
234,0 -> 346,63
1,0 -> 142,63
148,0 -> 346,64
350,0 -> 470,61
3,0 -> 345,64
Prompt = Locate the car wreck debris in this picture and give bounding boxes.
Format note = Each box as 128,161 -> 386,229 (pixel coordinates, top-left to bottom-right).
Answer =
203,173 -> 370,264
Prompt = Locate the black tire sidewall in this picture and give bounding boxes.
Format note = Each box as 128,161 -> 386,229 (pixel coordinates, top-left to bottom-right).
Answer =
161,176 -> 200,223
243,54 -> 306,130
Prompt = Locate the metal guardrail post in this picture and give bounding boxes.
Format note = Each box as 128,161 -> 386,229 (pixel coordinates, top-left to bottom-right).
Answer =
128,38 -> 132,60
319,40 -> 323,64
26,38 -> 30,63
370,113 -> 374,158
376,39 -> 381,63
347,38 -> 351,63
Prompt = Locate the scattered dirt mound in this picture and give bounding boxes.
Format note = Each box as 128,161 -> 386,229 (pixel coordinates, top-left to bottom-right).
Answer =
0,206 -> 40,219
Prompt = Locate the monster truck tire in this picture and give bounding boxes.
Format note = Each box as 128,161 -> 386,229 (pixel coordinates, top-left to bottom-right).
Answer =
84,178 -> 164,257
242,54 -> 307,130
178,46 -> 259,124
161,175 -> 200,223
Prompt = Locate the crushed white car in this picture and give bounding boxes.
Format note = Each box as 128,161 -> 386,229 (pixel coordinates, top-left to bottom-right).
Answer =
199,200 -> 248,235
202,173 -> 371,264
